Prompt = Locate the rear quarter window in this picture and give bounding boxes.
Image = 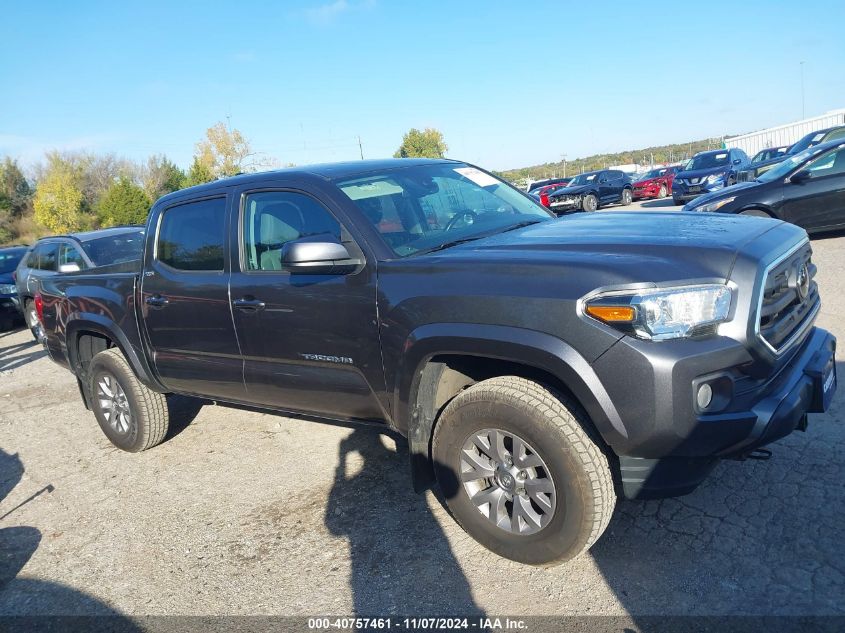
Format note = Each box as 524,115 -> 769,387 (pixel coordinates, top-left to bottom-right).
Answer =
156,197 -> 227,271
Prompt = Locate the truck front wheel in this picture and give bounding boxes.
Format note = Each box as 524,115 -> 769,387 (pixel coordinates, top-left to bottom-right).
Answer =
431,376 -> 616,565
88,348 -> 169,452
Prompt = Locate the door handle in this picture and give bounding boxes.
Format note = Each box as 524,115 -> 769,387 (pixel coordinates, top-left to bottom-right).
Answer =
233,297 -> 266,311
145,294 -> 169,308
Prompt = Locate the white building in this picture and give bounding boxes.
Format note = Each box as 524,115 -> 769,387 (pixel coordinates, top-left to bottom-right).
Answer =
724,109 -> 845,156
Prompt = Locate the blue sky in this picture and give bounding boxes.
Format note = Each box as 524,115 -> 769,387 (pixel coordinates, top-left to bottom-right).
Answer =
1,0 -> 844,172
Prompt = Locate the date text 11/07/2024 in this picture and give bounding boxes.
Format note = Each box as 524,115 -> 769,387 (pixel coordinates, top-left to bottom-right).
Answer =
307,617 -> 528,630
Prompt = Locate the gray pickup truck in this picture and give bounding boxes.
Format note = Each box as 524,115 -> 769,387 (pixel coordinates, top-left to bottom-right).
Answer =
36,158 -> 837,565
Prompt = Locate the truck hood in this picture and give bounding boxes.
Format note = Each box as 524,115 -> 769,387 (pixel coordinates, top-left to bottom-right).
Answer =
433,212 -> 783,285
0,272 -> 14,285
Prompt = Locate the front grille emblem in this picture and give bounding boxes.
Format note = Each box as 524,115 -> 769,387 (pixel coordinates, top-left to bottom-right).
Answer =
795,262 -> 810,301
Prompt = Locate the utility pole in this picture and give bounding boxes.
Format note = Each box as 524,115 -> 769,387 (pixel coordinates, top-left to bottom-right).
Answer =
561,153 -> 567,178
358,136 -> 364,160
800,61 -> 806,119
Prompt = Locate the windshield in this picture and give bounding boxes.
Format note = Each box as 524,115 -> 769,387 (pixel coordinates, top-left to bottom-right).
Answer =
336,164 -> 552,257
756,147 -> 825,184
0,248 -> 26,274
685,152 -> 730,171
80,229 -> 145,265
566,173 -> 599,187
789,131 -> 828,155
639,168 -> 667,180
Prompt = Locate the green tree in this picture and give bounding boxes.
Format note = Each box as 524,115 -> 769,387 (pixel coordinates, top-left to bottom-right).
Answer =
33,153 -> 87,232
393,127 -> 448,158
97,176 -> 152,227
184,156 -> 215,188
142,154 -> 185,200
0,158 -> 33,218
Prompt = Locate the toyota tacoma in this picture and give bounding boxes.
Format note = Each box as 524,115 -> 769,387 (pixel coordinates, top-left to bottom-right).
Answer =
35,158 -> 837,565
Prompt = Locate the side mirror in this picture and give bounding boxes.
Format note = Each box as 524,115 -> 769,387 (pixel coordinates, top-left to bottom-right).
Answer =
58,263 -> 81,273
281,241 -> 361,274
789,170 -> 812,184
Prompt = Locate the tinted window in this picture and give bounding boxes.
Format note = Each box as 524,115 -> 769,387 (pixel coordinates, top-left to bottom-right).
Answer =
81,229 -> 145,266
687,152 -> 730,170
59,244 -> 87,270
0,248 -> 26,274
242,191 -> 342,271
35,243 -> 59,271
157,197 -> 226,271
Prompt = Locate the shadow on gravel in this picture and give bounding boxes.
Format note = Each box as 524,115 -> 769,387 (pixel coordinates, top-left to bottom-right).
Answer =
0,449 -> 141,628
163,395 -> 206,442
589,363 -> 845,616
0,339 -> 46,372
325,430 -> 484,617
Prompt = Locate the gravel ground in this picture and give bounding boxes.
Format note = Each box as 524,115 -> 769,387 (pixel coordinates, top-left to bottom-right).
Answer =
0,209 -> 843,620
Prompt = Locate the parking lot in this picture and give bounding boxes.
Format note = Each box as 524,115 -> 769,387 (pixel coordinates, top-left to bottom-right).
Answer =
1,202 -> 843,620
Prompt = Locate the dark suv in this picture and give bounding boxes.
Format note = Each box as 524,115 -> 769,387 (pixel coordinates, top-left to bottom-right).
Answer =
547,169 -> 633,212
672,148 -> 750,205
16,226 -> 145,338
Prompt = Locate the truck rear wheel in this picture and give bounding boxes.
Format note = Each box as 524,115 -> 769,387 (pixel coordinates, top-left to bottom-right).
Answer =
431,376 -> 615,566
88,348 -> 169,452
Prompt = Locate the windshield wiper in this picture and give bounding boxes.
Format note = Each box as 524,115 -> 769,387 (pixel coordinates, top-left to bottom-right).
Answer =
414,236 -> 486,256
499,219 -> 544,233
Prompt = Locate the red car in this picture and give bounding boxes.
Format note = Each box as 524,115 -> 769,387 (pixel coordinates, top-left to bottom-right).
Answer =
529,180 -> 573,208
632,166 -> 679,200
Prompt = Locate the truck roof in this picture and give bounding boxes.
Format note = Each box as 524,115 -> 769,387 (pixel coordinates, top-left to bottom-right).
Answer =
157,158 -> 459,205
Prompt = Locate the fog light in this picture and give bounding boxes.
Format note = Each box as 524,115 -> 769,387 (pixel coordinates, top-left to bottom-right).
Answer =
697,383 -> 713,410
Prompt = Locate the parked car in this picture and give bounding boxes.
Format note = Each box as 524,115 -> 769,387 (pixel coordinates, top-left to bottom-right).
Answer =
0,245 -> 29,330
547,169 -> 633,212
751,146 -> 789,164
683,140 -> 845,234
16,226 -> 145,339
35,158 -> 836,565
527,177 -> 571,193
672,148 -> 751,205
529,180 -> 573,208
738,125 -> 845,182
632,166 -> 680,200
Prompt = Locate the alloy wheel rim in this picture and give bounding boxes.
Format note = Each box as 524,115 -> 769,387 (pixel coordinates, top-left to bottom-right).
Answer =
460,428 -> 556,535
96,373 -> 132,434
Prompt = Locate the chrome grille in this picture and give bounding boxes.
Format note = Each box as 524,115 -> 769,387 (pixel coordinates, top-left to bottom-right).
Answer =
757,241 -> 818,354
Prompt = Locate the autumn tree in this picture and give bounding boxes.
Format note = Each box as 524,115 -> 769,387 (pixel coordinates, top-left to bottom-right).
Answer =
193,121 -> 260,180
394,127 -> 448,159
97,176 -> 151,227
33,153 -> 88,232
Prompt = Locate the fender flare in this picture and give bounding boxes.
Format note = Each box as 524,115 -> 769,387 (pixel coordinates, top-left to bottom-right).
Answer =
66,314 -> 166,393
396,323 -> 627,491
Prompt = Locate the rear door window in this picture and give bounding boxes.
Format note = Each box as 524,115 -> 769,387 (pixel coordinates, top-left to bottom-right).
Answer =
156,197 -> 227,271
36,243 -> 59,271
59,244 -> 87,270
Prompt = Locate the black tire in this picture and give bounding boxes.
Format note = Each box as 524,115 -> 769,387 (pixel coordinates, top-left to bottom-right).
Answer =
739,209 -> 772,218
620,188 -> 632,206
432,376 -> 616,566
88,348 -> 169,452
582,194 -> 598,212
23,299 -> 42,341
658,185 -> 667,198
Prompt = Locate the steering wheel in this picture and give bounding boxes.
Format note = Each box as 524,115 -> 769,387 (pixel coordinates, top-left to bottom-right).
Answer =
445,210 -> 477,231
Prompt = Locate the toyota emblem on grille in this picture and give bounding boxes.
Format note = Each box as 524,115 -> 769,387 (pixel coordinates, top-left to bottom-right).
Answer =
795,262 -> 810,300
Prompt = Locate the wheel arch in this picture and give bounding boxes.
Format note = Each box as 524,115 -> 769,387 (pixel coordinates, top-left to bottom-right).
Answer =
66,316 -> 165,394
397,323 -> 626,492
737,204 -> 777,218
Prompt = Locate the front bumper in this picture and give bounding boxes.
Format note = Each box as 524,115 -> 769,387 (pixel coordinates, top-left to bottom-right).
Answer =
592,327 -> 836,499
632,185 -> 661,199
673,181 -> 727,202
548,198 -> 581,213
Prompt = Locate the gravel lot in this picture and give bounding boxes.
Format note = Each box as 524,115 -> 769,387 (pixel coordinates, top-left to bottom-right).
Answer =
1,204 -> 843,621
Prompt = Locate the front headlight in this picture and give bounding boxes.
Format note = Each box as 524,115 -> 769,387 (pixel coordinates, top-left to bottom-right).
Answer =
583,284 -> 733,340
0,284 -> 16,295
706,172 -> 725,184
691,196 -> 736,213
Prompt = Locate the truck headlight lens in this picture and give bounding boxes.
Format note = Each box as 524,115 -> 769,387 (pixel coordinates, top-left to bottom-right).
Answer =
691,196 -> 736,213
584,284 -> 733,340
